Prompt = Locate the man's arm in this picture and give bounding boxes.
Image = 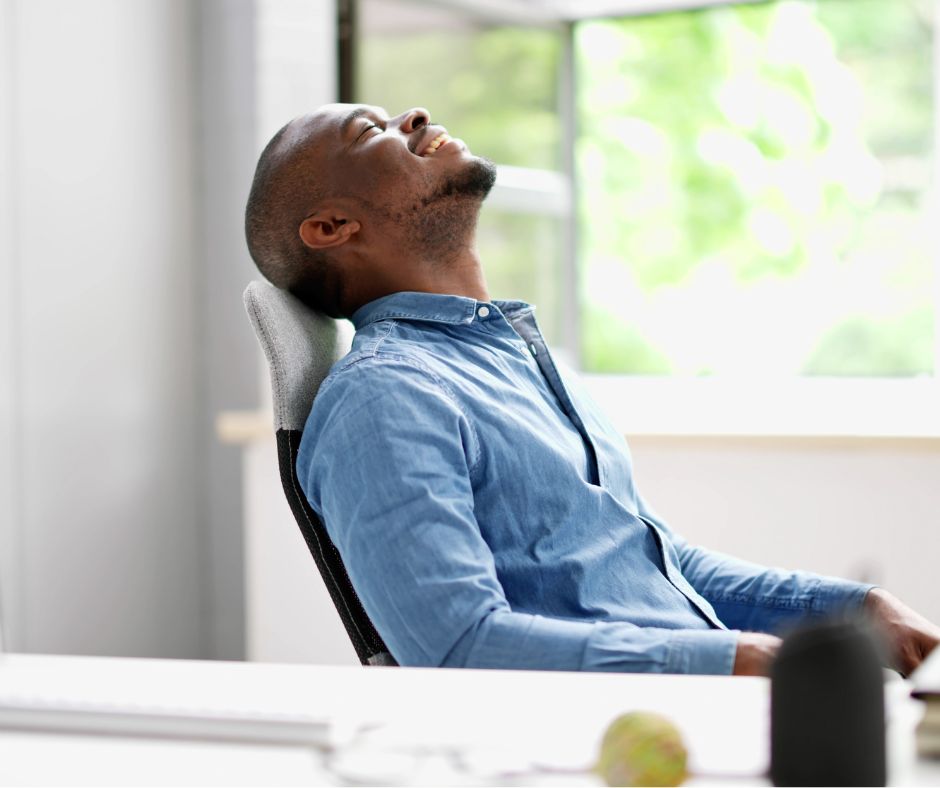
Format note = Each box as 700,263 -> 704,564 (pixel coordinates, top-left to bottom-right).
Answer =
298,358 -> 739,675
638,498 -> 940,675
636,496 -> 874,634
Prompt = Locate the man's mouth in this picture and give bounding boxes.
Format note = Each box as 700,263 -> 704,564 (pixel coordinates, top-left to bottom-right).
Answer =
419,132 -> 452,157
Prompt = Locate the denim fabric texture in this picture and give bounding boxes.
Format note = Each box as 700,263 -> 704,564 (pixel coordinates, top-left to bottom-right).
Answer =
297,292 -> 873,674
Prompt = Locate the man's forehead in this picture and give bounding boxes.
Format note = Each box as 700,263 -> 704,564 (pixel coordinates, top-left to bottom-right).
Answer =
290,103 -> 389,142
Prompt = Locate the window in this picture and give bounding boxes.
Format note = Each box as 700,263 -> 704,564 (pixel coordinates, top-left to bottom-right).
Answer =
577,0 -> 935,377
349,0 -> 940,433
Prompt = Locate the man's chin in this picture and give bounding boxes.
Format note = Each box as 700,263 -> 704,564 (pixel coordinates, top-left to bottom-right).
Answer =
422,156 -> 497,206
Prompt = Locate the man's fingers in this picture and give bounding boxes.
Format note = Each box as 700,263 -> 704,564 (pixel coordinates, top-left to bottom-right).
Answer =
733,632 -> 782,676
896,632 -> 937,676
864,589 -> 940,676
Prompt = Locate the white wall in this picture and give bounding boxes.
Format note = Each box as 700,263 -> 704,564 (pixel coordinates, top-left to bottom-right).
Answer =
0,0 -> 21,650
196,0 -> 264,661
1,0 -> 204,656
0,0 -> 336,659
0,0 -> 291,659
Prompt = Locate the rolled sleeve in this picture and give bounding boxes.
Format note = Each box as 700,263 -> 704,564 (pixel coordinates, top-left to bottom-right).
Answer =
809,576 -> 875,619
638,494 -> 876,635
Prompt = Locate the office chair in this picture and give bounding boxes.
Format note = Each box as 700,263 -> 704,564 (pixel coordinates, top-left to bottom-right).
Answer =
243,280 -> 397,666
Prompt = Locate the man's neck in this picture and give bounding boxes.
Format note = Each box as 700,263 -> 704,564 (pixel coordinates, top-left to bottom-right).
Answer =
344,245 -> 490,315
410,248 -> 490,302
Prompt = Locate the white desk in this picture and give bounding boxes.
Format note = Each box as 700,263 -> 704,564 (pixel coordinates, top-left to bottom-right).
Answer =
0,654 -> 936,786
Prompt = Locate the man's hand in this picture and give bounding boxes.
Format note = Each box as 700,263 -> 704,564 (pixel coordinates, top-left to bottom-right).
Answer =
733,632 -> 782,676
864,587 -> 940,677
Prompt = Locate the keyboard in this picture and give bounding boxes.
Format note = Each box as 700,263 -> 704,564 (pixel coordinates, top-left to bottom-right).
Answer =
0,654 -> 349,746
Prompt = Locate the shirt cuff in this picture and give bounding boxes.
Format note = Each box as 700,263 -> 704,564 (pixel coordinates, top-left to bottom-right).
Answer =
664,629 -> 739,675
808,577 -> 877,619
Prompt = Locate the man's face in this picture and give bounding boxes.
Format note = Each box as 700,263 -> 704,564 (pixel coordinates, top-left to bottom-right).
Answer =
295,103 -> 495,223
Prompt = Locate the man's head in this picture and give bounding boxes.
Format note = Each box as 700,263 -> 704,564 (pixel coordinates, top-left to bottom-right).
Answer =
245,104 -> 496,317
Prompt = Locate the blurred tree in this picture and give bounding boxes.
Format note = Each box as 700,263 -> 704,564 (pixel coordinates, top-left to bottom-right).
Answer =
803,306 -> 933,375
577,0 -> 935,376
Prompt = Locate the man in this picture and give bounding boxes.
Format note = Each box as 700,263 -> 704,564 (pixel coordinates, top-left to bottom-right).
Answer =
245,103 -> 939,676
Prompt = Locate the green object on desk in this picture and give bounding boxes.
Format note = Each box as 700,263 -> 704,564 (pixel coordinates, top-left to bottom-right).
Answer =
595,711 -> 688,787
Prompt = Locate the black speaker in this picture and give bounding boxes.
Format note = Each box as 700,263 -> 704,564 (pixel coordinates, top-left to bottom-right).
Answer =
770,619 -> 886,786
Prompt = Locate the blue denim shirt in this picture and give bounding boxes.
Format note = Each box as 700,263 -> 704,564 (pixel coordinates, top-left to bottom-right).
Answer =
297,292 -> 872,674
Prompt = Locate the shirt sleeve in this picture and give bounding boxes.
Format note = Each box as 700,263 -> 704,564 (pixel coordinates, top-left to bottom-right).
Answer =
636,494 -> 874,634
298,357 -> 738,675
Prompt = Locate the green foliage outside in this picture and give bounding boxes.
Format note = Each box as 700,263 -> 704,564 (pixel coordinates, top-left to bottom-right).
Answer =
577,0 -> 935,375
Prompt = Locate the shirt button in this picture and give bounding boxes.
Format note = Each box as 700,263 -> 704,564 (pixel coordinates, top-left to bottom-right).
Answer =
477,306 -> 490,318
529,344 -> 538,356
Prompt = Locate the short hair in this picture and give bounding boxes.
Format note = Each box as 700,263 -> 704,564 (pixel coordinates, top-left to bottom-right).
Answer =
244,122 -> 345,317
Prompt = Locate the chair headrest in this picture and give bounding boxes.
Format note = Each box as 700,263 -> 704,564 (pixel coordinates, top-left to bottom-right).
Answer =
243,280 -> 353,432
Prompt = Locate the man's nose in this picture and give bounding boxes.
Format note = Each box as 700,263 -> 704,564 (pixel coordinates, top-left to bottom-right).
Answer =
397,107 -> 430,134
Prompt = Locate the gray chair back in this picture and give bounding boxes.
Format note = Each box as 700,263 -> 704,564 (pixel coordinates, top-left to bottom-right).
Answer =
243,280 -> 396,666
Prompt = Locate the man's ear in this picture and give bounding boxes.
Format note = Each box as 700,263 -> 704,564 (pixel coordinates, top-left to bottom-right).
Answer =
298,208 -> 361,251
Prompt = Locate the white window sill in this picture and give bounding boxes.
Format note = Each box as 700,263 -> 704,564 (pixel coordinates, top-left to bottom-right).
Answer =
218,378 -> 940,446
579,375 -> 940,442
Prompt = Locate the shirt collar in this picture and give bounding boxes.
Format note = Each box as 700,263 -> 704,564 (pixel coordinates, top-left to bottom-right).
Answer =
351,291 -> 533,330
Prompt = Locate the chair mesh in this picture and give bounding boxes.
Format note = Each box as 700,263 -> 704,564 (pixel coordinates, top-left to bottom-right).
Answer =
244,280 -> 396,666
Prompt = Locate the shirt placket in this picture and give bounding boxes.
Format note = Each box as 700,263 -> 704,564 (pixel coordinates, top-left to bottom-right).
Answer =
507,313 -> 604,488
639,515 -> 728,630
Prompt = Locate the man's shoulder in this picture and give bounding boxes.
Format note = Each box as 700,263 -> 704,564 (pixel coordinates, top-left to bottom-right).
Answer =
300,321 -> 474,465
316,321 -> 457,405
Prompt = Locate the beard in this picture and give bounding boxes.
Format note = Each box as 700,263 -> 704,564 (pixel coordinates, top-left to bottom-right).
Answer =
406,156 -> 497,263
422,156 -> 497,206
